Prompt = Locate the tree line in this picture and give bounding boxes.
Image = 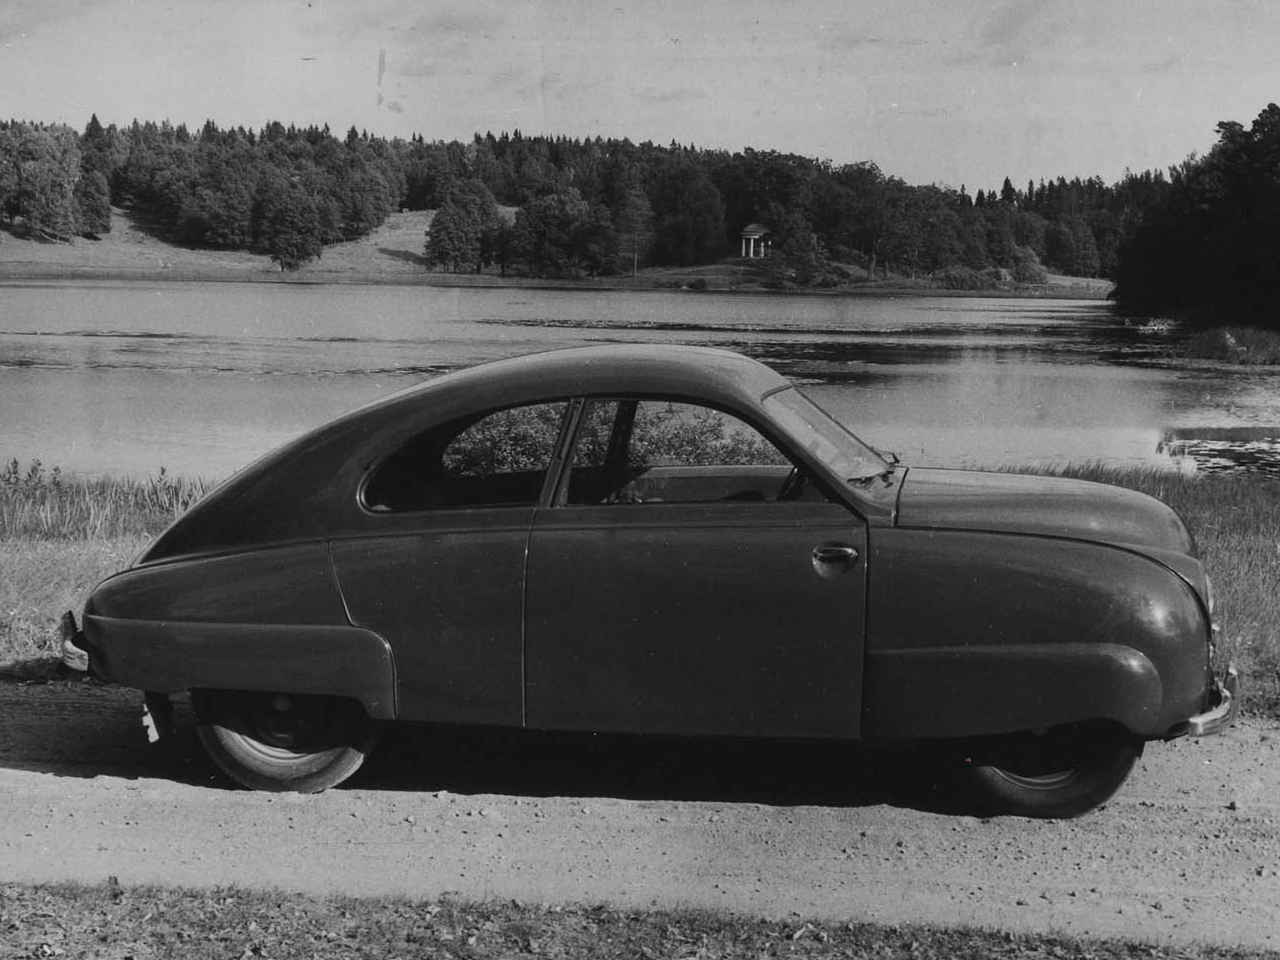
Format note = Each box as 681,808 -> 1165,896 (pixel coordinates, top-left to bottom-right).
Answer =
2,113 -> 1177,286
1111,103 -> 1280,328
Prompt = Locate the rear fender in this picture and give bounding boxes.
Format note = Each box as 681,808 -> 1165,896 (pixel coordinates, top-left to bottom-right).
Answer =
81,542 -> 397,719
84,616 -> 396,719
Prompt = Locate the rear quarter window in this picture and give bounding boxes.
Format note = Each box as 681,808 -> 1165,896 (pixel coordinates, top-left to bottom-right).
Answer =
364,402 -> 568,511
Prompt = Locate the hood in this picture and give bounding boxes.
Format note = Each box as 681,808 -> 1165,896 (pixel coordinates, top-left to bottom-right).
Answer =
896,468 -> 1195,556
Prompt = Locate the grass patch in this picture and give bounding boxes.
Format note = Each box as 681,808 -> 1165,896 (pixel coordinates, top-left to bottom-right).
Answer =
1,458 -> 209,540
0,536 -> 148,677
2,881 -> 1270,960
1183,326 -> 1280,365
0,458 -> 209,679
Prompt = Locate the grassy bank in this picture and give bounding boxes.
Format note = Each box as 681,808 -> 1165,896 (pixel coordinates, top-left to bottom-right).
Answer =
2,881 -> 1265,960
0,459 -> 207,540
0,460 -> 205,675
2,460 -> 1274,712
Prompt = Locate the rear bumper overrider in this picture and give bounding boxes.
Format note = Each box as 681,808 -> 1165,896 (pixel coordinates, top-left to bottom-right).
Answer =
1184,665 -> 1239,738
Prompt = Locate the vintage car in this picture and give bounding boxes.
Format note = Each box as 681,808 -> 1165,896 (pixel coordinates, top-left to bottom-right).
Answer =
63,344 -> 1236,817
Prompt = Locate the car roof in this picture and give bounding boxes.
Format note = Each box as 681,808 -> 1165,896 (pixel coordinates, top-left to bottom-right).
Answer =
358,344 -> 791,419
138,346 -> 804,560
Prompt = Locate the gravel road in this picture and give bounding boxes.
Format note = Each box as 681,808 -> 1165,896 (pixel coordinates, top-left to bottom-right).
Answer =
2,680 -> 1277,951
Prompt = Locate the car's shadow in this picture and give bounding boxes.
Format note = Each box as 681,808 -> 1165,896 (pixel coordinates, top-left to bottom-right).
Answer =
354,723 -> 971,815
0,680 -> 970,814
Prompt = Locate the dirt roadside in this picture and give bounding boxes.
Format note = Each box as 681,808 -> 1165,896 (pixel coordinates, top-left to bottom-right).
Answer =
1,680 -> 1276,951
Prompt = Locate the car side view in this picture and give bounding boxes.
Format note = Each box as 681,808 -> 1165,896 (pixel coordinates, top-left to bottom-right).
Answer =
63,344 -> 1236,817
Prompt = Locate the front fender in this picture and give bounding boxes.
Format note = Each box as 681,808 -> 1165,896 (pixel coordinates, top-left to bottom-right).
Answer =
863,529 -> 1212,739
81,542 -> 397,719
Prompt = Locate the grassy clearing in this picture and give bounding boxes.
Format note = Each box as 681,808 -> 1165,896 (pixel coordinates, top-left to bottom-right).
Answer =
1,459 -> 1276,713
2,881 -> 1270,960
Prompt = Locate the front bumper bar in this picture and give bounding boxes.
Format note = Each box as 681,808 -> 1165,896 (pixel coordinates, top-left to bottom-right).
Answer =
1186,665 -> 1239,738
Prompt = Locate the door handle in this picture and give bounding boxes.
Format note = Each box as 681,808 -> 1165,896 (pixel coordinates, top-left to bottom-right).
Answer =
813,544 -> 858,563
812,543 -> 859,577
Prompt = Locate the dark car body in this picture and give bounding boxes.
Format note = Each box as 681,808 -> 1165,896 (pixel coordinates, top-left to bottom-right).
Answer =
66,344 -> 1235,815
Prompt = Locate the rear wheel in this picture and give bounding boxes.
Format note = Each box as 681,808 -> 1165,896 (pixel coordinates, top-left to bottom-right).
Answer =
956,723 -> 1142,818
196,690 -> 379,793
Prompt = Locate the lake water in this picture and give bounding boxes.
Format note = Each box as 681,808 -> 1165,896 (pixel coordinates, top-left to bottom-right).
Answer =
3,279 -> 1280,480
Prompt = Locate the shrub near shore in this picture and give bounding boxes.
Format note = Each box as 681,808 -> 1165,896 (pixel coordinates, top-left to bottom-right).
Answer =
2,459 -> 1273,715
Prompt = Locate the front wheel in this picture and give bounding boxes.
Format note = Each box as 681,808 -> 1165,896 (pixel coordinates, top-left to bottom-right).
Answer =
196,690 -> 380,793
956,723 -> 1143,819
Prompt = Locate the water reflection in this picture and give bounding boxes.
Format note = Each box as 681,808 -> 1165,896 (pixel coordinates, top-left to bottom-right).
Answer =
3,281 -> 1279,479
1160,427 -> 1280,477
803,363 -> 1175,471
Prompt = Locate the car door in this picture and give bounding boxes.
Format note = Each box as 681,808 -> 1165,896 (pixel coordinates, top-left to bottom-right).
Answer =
524,398 -> 867,739
331,401 -> 568,726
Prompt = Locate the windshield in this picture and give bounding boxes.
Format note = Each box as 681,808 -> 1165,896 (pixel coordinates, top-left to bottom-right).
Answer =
763,387 -> 890,482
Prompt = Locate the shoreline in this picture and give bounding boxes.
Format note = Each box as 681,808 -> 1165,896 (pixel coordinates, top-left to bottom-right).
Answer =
0,263 -> 1114,298
0,209 -> 1115,299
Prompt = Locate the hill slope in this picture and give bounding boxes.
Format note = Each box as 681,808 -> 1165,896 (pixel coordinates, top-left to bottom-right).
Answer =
0,208 -> 435,281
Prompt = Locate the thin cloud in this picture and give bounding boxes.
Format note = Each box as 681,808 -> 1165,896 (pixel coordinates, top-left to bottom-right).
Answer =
978,1 -> 1039,49
0,0 -> 111,39
637,85 -> 707,107
815,28 -> 928,55
401,7 -> 507,40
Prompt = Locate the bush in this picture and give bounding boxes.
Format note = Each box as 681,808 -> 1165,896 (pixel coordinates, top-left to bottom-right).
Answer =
1011,248 -> 1049,284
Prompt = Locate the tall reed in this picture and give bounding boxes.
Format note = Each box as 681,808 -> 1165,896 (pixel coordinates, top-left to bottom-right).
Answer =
0,458 -> 210,541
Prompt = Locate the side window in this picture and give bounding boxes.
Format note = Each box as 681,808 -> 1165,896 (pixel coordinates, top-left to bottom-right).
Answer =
566,399 -> 820,505
364,402 -> 567,512
629,401 -> 789,470
442,404 -> 567,478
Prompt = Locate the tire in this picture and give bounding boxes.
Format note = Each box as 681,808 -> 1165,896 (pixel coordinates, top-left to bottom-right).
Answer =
956,723 -> 1143,819
196,690 -> 380,793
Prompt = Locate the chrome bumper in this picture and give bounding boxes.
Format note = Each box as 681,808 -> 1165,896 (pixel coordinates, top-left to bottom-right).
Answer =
1186,665 -> 1239,738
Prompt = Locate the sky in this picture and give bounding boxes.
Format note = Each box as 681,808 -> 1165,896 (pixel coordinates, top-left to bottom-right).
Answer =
2,0 -> 1279,192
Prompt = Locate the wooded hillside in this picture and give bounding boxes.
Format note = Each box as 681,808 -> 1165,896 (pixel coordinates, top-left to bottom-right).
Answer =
2,114 -> 1174,286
